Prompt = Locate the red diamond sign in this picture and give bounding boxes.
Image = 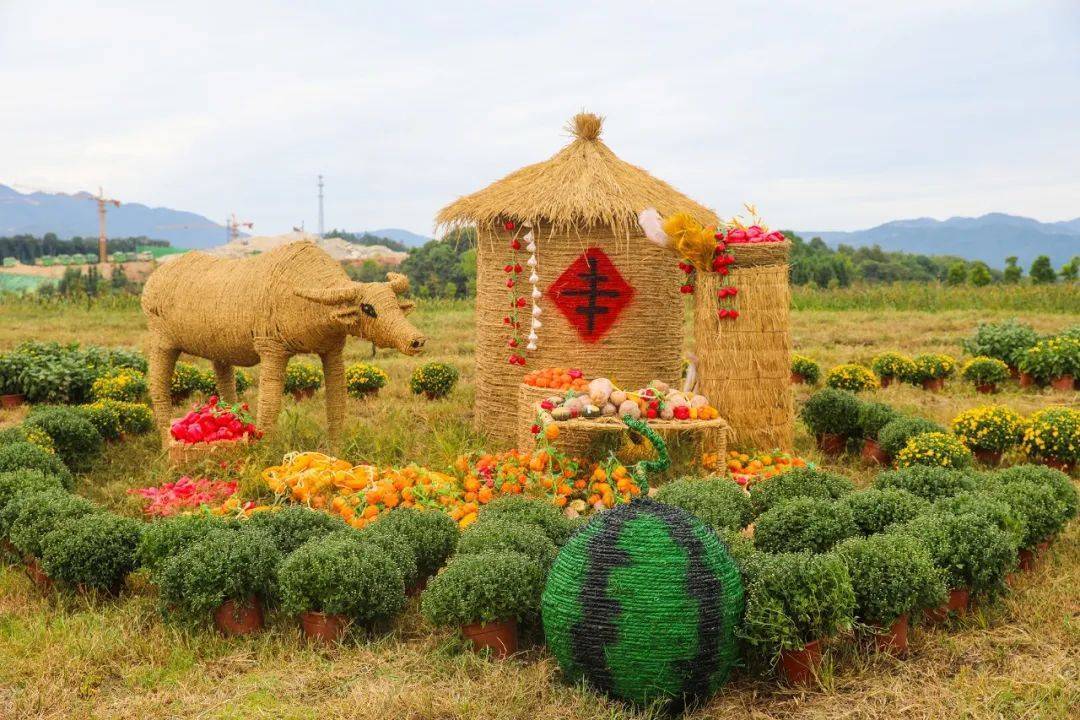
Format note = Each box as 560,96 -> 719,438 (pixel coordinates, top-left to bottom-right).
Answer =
547,248 -> 635,343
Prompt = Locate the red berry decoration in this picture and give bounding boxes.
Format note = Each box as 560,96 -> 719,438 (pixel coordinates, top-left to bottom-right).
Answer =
531,424 -> 541,435
504,221 -> 516,231
511,239 -> 521,250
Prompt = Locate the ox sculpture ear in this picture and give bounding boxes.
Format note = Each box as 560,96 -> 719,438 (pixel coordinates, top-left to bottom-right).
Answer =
295,284 -> 363,326
386,272 -> 410,295
398,299 -> 416,316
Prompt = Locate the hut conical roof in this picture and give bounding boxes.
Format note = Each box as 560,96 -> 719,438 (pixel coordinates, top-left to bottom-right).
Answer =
436,113 -> 718,236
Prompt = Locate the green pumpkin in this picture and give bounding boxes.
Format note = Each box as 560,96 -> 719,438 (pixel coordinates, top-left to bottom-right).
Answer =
542,498 -> 743,708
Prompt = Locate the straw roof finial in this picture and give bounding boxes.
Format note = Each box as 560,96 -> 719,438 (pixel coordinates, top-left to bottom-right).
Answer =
571,112 -> 603,141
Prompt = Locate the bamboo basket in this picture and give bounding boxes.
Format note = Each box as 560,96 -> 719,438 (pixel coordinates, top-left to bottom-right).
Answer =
167,433 -> 254,468
693,241 -> 793,451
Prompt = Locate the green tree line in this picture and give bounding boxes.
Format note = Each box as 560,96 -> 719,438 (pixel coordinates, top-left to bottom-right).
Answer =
0,234 -> 170,265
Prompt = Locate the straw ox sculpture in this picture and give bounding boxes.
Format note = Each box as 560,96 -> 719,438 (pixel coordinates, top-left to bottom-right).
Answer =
141,241 -> 425,439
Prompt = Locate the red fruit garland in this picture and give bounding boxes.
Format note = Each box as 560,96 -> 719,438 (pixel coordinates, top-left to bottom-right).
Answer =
502,220 -> 527,366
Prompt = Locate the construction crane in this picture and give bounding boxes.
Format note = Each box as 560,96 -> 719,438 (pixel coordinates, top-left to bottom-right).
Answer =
89,187 -> 120,264
227,213 -> 254,244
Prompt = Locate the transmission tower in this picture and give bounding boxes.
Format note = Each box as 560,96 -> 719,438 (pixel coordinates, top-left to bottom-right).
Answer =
89,187 -> 120,264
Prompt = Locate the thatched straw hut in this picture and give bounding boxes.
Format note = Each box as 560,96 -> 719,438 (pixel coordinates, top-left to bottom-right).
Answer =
438,113 -> 717,445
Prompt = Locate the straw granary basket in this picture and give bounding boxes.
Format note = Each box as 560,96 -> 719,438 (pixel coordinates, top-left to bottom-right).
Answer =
693,241 -> 793,450
438,113 -> 717,445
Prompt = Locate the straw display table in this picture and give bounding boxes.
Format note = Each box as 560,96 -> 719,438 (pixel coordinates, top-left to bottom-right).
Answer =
167,433 -> 255,467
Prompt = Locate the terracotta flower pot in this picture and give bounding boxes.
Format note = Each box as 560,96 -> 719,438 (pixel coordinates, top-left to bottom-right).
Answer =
1037,539 -> 1051,554
860,438 -> 888,465
1018,372 -> 1036,388
461,618 -> 518,659
300,611 -> 350,643
973,448 -> 1002,467
817,433 -> 846,457
24,557 -> 52,590
1018,548 -> 1036,572
0,393 -> 25,409
879,375 -> 894,388
291,388 -> 317,401
1008,365 -> 1020,380
921,377 -> 945,392
1050,375 -> 1075,392
214,596 -> 264,636
975,383 -> 997,394
872,613 -> 910,655
924,587 -> 969,623
779,638 -> 822,686
790,372 -> 806,385
1038,457 -> 1075,473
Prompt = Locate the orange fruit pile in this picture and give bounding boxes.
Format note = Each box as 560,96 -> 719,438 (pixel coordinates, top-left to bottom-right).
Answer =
523,367 -> 589,391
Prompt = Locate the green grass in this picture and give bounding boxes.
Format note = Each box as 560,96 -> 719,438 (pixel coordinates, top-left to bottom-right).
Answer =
0,274 -> 46,292
791,282 -> 1080,313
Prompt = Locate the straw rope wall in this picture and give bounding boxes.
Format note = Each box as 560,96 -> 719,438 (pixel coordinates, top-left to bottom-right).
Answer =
693,241 -> 793,450
475,222 -> 684,445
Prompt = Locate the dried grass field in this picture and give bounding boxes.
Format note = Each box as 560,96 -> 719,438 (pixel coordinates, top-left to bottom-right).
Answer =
0,290 -> 1077,720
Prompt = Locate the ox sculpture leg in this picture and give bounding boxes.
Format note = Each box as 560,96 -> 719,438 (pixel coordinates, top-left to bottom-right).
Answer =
212,361 -> 238,404
255,342 -> 291,435
146,332 -> 181,439
320,342 -> 347,443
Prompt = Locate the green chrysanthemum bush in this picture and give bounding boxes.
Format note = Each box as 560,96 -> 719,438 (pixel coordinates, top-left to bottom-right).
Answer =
345,363 -> 389,397
856,401 -> 901,441
894,512 -> 1016,597
983,481 -> 1067,550
895,432 -> 974,469
839,487 -> 929,536
40,512 -> 142,592
753,497 -> 858,554
364,507 -> 459,577
654,476 -> 754,532
928,492 -> 1026,547
0,470 -> 65,542
0,442 -> 73,489
909,353 -> 957,384
136,512 -> 232,578
244,505 -> 350,555
90,368 -> 148,402
961,320 -> 1039,369
959,357 -> 1010,387
423,550 -> 545,626
986,464 -> 1079,523
157,527 -> 281,622
877,416 -> 946,459
283,362 -> 324,394
738,551 -> 854,667
24,405 -> 103,472
456,516 -> 558,570
800,388 -> 862,439
351,528 -> 420,588
78,400 -> 124,441
409,362 -> 459,399
475,494 -> 576,546
870,352 -> 916,382
1021,406 -> 1080,465
114,401 -> 154,435
540,500 -> 744,707
278,533 -> 405,623
835,533 -> 946,628
790,354 -> 821,384
748,466 -> 855,517
874,465 -> 977,502
0,425 -> 56,455
4,489 -> 99,559
825,364 -> 878,393
951,405 -> 1025,454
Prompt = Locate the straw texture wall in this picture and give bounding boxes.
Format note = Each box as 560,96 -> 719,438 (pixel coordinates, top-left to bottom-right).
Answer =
693,242 -> 793,450
475,222 -> 684,445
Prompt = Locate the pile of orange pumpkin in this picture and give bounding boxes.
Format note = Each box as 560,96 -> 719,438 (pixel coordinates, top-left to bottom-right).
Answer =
522,367 -> 591,392
723,450 -> 808,486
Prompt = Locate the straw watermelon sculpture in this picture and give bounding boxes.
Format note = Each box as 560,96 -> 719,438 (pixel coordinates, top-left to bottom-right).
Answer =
541,496 -> 744,708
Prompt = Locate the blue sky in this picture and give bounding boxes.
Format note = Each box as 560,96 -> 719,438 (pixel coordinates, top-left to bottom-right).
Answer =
1,0 -> 1077,237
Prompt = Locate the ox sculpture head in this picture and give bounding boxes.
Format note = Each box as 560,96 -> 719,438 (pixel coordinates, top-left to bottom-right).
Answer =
295,272 -> 426,354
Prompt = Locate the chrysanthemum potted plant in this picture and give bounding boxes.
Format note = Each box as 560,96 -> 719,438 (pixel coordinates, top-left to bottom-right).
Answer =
0,352 -> 29,408
283,362 -> 324,401
345,363 -> 389,398
910,354 -> 956,392
870,352 -> 915,389
799,389 -> 861,456
790,355 -> 821,385
960,357 -> 1010,394
950,405 -> 1024,467
1021,406 -> 1080,473
1020,336 -> 1079,392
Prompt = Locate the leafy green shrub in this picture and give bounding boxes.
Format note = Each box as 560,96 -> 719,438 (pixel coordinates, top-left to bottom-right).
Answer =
0,470 -> 65,539
12,345 -> 97,404
870,352 -> 916,381
244,505 -> 349,555
748,466 -> 855,516
825,364 -> 878,393
962,320 -> 1039,368
983,481 -> 1066,549
894,512 -> 1016,595
753,497 -> 858,554
476,495 -> 576,546
950,405 -> 1024,453
283,362 -> 324,394
855,401 -> 901,441
158,527 -> 281,621
800,388 -> 861,438
987,464 -> 1079,523
0,351 -> 30,395
137,512 -> 231,577
278,533 -> 405,622
5,489 -> 98,558
790,355 -> 821,384
456,517 -> 558,570
421,550 -> 545,626
345,363 -> 389,396
1019,336 -> 1080,382
40,513 -> 142,591
0,442 -> 73,489
351,528 -> 420,588
960,357 -> 1010,387
909,354 -> 956,383
24,405 -> 103,472
409,362 -> 459,399
877,416 -> 945,458
895,432 -> 974,469
738,551 -> 855,662
717,527 -> 757,571
835,533 -> 946,626
928,492 -> 1025,546
1022,406 -> 1080,464
78,400 -> 123,441
839,487 -> 929,536
874,465 -> 977,502
90,368 -> 148,402
364,507 -> 459,577
654,476 -> 753,532
104,347 -> 147,373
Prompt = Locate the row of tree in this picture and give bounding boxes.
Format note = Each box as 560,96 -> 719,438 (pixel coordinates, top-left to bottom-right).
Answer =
0,234 -> 170,264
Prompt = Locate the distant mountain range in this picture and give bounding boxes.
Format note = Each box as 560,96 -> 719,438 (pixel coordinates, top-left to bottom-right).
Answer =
365,228 -> 430,248
800,213 -> 1079,268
